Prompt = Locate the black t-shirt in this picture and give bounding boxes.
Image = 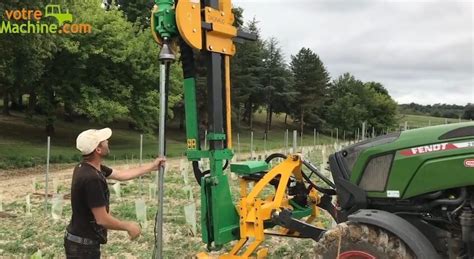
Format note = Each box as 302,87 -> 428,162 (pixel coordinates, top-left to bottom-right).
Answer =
66,162 -> 113,242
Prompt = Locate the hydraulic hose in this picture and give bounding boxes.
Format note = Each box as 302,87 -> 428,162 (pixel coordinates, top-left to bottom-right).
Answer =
193,160 -> 229,186
389,187 -> 468,212
179,39 -> 206,186
179,39 -> 195,79
428,187 -> 467,208
265,153 -> 336,190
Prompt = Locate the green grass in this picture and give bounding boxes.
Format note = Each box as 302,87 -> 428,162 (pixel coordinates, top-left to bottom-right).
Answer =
1,110 -> 465,169
397,114 -> 468,129
0,111 -> 339,169
0,111 -> 189,169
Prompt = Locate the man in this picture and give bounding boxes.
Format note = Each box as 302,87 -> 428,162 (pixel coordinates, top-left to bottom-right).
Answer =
64,128 -> 165,258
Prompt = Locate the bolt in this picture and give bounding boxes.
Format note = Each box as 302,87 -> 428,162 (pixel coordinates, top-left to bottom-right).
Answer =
207,8 -> 211,12
209,45 -> 213,50
193,28 -> 197,33
222,48 -> 226,52
221,12 -> 225,16
192,4 -> 195,9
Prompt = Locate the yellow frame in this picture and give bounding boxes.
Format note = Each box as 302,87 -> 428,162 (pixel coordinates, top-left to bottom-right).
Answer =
212,155 -> 321,258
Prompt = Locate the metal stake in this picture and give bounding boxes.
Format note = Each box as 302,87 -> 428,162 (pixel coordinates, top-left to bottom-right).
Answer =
155,62 -> 168,259
44,136 -> 50,215
237,133 -> 240,159
293,130 -> 297,154
139,134 -> 143,195
362,122 -> 366,141
250,131 -> 254,159
155,42 -> 174,257
313,128 -> 316,148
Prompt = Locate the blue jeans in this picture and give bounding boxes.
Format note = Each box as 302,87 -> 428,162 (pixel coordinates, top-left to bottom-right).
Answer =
64,238 -> 100,259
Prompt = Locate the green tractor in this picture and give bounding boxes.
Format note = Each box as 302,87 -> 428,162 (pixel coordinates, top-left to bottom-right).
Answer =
313,122 -> 474,258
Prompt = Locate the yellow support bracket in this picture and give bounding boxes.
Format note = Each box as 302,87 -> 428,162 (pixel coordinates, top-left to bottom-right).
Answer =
197,155 -> 323,258
224,155 -> 309,258
204,2 -> 237,56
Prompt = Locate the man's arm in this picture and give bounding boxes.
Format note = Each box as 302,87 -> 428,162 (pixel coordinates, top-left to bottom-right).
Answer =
108,157 -> 165,181
91,206 -> 141,239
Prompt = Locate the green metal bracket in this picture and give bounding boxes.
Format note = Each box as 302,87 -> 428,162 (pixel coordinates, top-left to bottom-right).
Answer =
183,78 -> 200,150
289,200 -> 313,219
207,133 -> 226,141
200,150 -> 240,246
230,161 -> 269,176
186,149 -> 234,161
186,150 -> 210,160
211,149 -> 234,160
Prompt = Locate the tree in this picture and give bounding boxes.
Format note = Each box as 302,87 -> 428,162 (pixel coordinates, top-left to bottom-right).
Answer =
365,88 -> 398,132
67,1 -> 182,133
290,48 -> 330,133
0,0 -> 183,135
0,0 -> 54,118
0,35 -> 15,115
325,73 -> 368,132
261,37 -> 288,134
325,73 -> 398,134
0,1 -> 21,115
272,68 -> 295,126
117,0 -> 152,29
365,81 -> 389,97
463,103 -> 474,120
231,18 -> 265,130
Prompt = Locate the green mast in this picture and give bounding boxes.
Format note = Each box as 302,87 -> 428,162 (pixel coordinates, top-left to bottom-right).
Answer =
153,0 -> 240,250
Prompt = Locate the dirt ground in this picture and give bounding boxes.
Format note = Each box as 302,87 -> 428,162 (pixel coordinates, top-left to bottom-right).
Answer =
0,147 -> 288,203
0,148 -> 327,257
0,158 -> 183,203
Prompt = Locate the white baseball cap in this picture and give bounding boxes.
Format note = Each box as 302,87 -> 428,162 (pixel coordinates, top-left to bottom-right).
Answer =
76,128 -> 112,155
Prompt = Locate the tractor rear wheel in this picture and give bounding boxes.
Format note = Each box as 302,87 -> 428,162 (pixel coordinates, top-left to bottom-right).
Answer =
314,222 -> 415,259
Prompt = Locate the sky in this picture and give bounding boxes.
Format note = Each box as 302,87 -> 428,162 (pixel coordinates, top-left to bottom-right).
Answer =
233,0 -> 474,105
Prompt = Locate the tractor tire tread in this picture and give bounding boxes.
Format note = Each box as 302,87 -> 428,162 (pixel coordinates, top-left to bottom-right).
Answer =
314,222 -> 414,259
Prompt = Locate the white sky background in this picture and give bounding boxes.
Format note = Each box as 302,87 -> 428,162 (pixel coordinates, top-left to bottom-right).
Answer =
233,0 -> 474,105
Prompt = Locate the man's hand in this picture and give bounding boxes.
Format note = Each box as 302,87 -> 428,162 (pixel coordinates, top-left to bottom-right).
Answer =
150,157 -> 166,171
125,222 -> 141,240
91,207 -> 141,240
108,157 -> 166,181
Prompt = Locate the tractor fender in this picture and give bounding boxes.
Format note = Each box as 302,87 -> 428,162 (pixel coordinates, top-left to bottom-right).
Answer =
348,209 -> 440,259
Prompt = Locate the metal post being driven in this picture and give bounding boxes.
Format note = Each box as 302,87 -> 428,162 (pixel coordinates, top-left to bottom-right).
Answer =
155,42 -> 175,259
44,136 -> 50,215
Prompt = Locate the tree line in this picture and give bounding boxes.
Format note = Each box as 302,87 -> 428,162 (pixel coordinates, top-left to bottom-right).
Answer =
399,103 -> 473,120
0,0 -> 398,137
